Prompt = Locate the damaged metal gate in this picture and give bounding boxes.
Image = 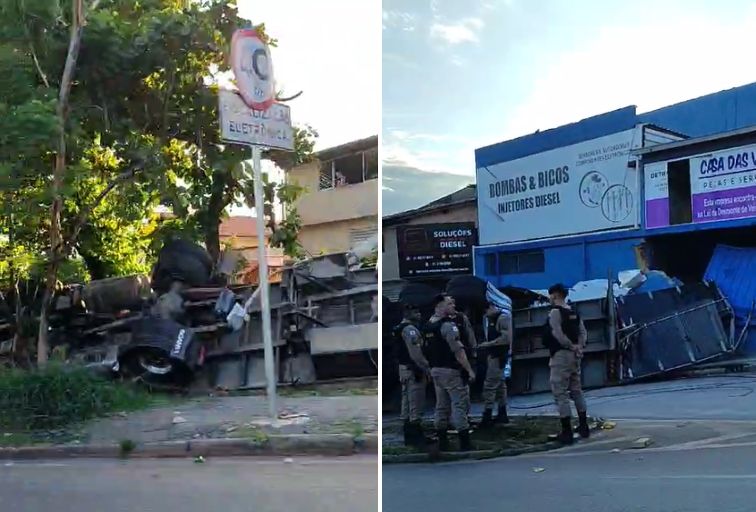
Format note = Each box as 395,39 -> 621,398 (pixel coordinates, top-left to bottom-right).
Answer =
617,282 -> 736,381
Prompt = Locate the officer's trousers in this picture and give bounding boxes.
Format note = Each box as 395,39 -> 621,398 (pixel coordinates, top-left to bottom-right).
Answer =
399,365 -> 426,422
483,355 -> 507,410
549,349 -> 587,417
430,367 -> 470,431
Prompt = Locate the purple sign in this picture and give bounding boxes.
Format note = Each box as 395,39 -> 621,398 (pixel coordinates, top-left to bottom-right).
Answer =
690,148 -> 756,224
691,186 -> 756,223
644,162 -> 671,229
645,197 -> 670,229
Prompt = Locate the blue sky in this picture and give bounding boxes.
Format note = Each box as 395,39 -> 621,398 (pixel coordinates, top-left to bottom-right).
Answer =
382,0 -> 756,214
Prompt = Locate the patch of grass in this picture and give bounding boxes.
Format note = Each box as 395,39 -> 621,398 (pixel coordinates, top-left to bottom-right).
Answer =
0,432 -> 36,447
119,439 -> 136,457
0,365 -> 152,431
382,445 -> 417,456
382,416 -> 561,454
312,419 -> 367,437
278,387 -> 378,398
228,425 -> 269,444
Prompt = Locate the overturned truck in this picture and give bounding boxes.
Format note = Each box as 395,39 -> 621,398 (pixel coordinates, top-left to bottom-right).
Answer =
29,241 -> 378,390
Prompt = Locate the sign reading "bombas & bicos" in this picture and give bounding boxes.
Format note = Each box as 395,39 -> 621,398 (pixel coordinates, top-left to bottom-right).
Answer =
477,128 -> 641,245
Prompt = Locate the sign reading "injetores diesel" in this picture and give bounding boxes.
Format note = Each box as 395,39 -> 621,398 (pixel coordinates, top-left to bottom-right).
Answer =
476,128 -> 641,245
397,223 -> 477,279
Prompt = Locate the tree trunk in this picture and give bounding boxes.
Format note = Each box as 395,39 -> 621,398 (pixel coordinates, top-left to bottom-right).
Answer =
37,0 -> 85,365
204,220 -> 221,265
204,171 -> 230,265
79,246 -> 109,281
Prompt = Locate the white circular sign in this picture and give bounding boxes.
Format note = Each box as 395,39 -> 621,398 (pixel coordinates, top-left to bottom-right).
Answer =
231,28 -> 275,111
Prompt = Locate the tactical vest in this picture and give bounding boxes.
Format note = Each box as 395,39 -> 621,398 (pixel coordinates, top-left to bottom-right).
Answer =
392,321 -> 416,367
423,318 -> 460,370
486,312 -> 509,360
451,314 -> 471,350
486,312 -> 501,344
543,306 -> 581,356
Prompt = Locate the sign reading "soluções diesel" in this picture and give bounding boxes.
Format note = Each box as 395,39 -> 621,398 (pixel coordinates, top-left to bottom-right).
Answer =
397,223 -> 477,279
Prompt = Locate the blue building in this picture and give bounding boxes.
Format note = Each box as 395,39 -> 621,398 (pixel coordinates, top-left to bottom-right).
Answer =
473,83 -> 756,290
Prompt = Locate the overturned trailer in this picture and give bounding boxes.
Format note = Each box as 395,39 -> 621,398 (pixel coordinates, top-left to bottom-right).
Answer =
0,243 -> 378,391
385,273 -> 740,400
506,278 -> 738,394
203,251 -> 378,390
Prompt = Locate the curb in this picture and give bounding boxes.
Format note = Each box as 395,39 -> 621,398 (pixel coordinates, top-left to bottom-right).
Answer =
382,441 -> 563,464
0,433 -> 379,461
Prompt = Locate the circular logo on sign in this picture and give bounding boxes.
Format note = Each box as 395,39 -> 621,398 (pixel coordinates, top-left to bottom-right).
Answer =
579,171 -> 609,208
601,185 -> 633,223
231,28 -> 275,111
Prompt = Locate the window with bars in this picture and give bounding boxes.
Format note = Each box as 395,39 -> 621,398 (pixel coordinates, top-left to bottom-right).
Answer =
319,161 -> 334,189
498,250 -> 545,275
484,253 -> 497,275
318,148 -> 379,190
350,226 -> 378,248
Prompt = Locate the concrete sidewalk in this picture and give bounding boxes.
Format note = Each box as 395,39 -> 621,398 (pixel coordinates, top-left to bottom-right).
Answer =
85,393 -> 377,444
1,393 -> 378,459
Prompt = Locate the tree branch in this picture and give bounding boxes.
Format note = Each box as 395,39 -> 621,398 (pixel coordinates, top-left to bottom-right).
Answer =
64,162 -> 144,253
26,34 -> 50,88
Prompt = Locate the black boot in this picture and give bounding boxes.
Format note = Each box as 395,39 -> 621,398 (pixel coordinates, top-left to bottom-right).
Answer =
436,430 -> 449,452
458,430 -> 472,452
402,421 -> 412,446
410,421 -> 427,448
558,417 -> 574,445
480,408 -> 494,427
577,411 -> 590,439
495,405 -> 510,424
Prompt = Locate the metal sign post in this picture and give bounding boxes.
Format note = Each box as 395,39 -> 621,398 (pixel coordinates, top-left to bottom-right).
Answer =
250,146 -> 277,421
221,25 -> 295,423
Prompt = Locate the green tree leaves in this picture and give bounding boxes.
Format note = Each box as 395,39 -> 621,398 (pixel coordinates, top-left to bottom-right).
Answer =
0,0 -> 316,290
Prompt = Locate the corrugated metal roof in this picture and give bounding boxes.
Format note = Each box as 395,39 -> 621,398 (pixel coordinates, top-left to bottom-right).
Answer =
383,185 -> 476,224
704,245 -> 756,324
315,135 -> 378,161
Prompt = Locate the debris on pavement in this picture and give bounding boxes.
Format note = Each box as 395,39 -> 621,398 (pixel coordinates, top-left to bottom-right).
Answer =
532,467 -> 545,473
631,437 -> 654,449
172,416 -> 188,425
194,456 -> 205,464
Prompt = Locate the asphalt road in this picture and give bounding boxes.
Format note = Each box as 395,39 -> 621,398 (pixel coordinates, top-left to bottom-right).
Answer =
0,456 -> 378,512
485,374 -> 756,421
383,443 -> 756,512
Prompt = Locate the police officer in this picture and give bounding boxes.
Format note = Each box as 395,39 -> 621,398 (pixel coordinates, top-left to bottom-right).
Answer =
547,283 -> 590,445
448,300 -> 477,420
393,304 -> 430,446
423,294 -> 476,451
477,302 -> 512,426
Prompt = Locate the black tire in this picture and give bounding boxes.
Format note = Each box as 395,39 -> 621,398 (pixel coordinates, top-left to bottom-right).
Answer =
151,239 -> 213,293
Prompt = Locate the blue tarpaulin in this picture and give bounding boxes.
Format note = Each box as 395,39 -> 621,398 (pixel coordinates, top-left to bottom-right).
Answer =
704,245 -> 756,353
